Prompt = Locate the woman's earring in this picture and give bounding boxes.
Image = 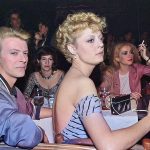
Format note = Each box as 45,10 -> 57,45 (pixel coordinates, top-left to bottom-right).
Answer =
74,55 -> 77,59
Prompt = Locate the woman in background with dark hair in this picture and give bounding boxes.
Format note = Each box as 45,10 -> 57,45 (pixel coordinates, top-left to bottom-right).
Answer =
24,46 -> 64,108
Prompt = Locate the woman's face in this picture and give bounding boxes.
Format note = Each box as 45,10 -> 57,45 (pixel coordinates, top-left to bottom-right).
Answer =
117,45 -> 134,66
71,28 -> 104,65
39,55 -> 53,71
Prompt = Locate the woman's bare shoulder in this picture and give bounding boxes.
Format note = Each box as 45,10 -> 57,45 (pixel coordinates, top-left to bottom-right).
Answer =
55,69 -> 65,76
76,76 -> 98,100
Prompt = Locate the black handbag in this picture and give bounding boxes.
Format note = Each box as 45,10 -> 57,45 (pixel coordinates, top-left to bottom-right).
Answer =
110,94 -> 131,115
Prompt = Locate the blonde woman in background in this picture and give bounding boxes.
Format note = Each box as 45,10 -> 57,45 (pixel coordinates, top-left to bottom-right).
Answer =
99,42 -> 150,100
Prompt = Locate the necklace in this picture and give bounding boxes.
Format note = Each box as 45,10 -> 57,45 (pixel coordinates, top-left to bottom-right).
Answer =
40,71 -> 54,80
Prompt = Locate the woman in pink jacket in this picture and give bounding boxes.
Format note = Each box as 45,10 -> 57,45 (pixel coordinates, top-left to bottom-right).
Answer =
99,42 -> 150,100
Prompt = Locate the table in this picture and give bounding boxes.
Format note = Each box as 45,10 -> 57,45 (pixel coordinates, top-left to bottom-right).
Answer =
33,117 -> 54,143
102,110 -> 138,130
33,110 -> 138,143
0,143 -> 96,150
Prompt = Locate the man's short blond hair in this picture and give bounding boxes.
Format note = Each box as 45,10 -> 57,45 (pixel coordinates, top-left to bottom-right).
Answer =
0,26 -> 30,51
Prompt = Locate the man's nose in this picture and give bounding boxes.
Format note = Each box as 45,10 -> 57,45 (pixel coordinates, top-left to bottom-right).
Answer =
20,53 -> 28,63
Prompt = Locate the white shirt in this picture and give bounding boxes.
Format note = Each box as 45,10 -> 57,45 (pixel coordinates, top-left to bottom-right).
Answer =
119,72 -> 131,95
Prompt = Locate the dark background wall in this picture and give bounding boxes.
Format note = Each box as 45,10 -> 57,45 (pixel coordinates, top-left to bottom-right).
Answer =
0,0 -> 150,41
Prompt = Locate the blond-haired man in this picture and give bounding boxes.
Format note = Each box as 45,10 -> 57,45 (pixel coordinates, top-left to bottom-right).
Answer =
0,27 -> 48,148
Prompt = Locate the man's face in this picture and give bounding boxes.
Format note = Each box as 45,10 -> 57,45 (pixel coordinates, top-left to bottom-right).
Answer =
0,37 -> 28,81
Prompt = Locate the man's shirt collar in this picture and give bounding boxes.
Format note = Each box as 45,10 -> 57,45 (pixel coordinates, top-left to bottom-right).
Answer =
0,74 -> 17,97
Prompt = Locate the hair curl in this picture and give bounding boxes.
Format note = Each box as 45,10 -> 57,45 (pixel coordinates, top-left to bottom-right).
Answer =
56,12 -> 106,62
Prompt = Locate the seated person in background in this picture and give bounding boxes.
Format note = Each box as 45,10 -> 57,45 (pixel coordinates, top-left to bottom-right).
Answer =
99,42 -> 150,100
6,9 -> 24,31
34,21 -> 50,49
0,27 -> 49,148
54,12 -> 150,150
24,46 -> 64,108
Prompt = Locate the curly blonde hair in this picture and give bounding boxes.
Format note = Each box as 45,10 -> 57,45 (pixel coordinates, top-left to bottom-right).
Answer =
56,12 -> 106,62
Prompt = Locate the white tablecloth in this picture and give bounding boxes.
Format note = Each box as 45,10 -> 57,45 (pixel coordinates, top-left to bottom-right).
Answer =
33,110 -> 138,143
102,110 -> 138,130
33,117 -> 54,143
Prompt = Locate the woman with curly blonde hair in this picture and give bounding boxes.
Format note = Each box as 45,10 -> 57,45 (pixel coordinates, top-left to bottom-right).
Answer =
54,12 -> 150,149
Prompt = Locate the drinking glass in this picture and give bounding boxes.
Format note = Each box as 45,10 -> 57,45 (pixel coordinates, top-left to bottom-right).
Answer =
33,86 -> 44,106
99,87 -> 110,109
48,94 -> 55,108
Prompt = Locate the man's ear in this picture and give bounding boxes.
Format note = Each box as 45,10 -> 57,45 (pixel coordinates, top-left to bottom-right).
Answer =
67,44 -> 77,55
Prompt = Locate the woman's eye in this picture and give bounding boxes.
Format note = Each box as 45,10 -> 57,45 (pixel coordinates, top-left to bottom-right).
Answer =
87,39 -> 94,43
121,51 -> 128,55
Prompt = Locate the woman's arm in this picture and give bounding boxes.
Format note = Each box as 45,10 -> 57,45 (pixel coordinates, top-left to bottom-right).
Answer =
139,42 -> 150,65
83,111 -> 150,150
40,107 -> 52,118
79,78 -> 150,150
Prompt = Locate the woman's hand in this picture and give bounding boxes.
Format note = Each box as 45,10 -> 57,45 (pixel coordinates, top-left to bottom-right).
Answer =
138,42 -> 149,61
131,92 -> 142,101
35,32 -> 42,41
39,127 -> 49,143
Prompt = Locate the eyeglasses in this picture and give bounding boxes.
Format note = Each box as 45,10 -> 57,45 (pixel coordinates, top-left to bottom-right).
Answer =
120,50 -> 134,55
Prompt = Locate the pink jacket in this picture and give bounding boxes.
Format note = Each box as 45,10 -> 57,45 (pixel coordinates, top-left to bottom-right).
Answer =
99,63 -> 150,95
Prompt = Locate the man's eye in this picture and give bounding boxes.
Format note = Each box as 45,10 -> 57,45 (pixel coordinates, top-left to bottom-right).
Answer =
24,52 -> 28,55
11,52 -> 17,55
87,39 -> 94,43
